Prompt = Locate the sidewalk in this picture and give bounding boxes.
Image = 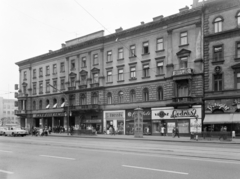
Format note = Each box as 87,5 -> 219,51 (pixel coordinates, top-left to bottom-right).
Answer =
49,133 -> 240,144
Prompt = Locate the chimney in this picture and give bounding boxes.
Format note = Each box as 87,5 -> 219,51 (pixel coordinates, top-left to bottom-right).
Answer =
153,15 -> 164,21
179,6 -> 189,12
61,43 -> 66,48
49,50 -> 53,53
115,27 -> 123,33
141,21 -> 145,25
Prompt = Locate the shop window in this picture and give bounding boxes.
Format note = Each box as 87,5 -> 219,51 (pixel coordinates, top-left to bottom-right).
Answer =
92,92 -> 99,104
143,88 -> 149,102
118,91 -> 124,103
130,89 -> 136,103
107,92 -> 112,104
178,120 -> 189,133
80,94 -> 87,105
213,17 -> 223,33
157,87 -> 163,100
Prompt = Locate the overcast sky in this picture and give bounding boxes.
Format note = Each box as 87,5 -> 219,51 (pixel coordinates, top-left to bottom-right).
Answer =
0,0 -> 193,99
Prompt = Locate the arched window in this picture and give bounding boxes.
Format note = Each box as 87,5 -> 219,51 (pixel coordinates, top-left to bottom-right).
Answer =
157,87 -> 163,101
107,92 -> 112,104
69,94 -> 75,106
92,92 -> 99,104
237,12 -> 240,26
39,100 -> 42,110
53,98 -> 57,108
213,17 -> 223,33
46,99 -> 50,109
61,98 -> 65,107
143,88 -> 149,102
80,94 -> 87,105
130,90 -> 136,103
118,91 -> 124,103
33,101 -> 36,110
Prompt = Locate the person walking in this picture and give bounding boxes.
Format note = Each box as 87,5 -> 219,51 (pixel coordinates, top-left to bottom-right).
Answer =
172,127 -> 176,138
174,127 -> 180,138
161,126 -> 165,136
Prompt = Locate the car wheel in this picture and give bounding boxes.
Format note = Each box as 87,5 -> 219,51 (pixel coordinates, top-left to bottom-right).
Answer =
3,132 -> 6,136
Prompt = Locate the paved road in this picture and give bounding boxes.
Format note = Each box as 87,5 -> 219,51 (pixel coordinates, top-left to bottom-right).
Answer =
0,135 -> 240,179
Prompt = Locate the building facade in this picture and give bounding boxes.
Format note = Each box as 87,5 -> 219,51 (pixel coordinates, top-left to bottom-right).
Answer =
15,2 -> 204,136
201,0 -> 240,136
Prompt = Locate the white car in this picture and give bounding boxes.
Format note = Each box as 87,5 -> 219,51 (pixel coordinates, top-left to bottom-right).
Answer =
4,127 -> 28,137
0,127 -> 8,136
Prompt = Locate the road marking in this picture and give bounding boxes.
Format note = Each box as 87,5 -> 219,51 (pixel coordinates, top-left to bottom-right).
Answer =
122,165 -> 188,175
40,155 -> 75,160
0,169 -> 14,174
0,150 -> 12,153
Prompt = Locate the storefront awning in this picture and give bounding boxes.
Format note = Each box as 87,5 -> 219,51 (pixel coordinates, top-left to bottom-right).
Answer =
203,114 -> 233,124
232,114 -> 240,123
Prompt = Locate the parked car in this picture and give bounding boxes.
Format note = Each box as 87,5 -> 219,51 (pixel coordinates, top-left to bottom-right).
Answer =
0,127 -> 8,136
4,127 -> 28,137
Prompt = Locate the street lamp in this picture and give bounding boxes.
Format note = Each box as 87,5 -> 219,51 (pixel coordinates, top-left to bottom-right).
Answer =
48,84 -> 70,135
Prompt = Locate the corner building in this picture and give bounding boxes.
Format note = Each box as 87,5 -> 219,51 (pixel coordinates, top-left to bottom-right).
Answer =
15,4 -> 204,136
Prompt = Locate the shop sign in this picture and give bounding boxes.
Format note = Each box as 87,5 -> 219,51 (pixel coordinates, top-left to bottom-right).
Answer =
105,112 -> 124,120
152,106 -> 201,120
82,119 -> 101,123
33,112 -> 65,118
206,103 -> 230,112
126,109 -> 151,120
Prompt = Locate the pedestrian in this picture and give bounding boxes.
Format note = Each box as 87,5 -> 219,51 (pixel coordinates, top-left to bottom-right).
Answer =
161,126 -> 165,136
174,127 -> 180,138
219,126 -> 224,140
112,126 -> 115,135
172,127 -> 176,138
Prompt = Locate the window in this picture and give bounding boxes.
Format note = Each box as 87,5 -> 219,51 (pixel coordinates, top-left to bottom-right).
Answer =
46,66 -> 50,75
118,69 -> 124,81
107,92 -> 112,104
130,45 -> 136,57
39,100 -> 42,110
70,77 -> 75,87
71,60 -> 75,70
93,73 -> 99,83
237,12 -> 240,26
157,38 -> 163,51
39,82 -> 43,93
60,78 -> 65,90
23,86 -> 27,94
107,71 -> 112,82
180,57 -> 188,69
46,99 -> 50,109
143,42 -> 149,54
237,73 -> 240,89
53,80 -> 57,92
69,94 -> 75,106
33,83 -> 36,94
52,64 -> 57,74
118,48 -> 123,59
177,82 -> 189,97
92,92 -> 98,104
33,69 -> 36,78
180,32 -> 188,45
39,68 -> 43,77
143,64 -> 149,77
61,98 -> 65,107
118,91 -> 124,103
107,51 -> 112,62
46,81 -> 50,93
53,98 -> 57,108
214,74 -> 223,91
213,46 -> 223,61
33,101 -> 36,110
130,67 -> 136,78
143,88 -> 149,101
81,75 -> 87,85
80,94 -> 87,105
93,54 -> 98,65
60,62 -> 65,72
23,71 -> 27,80
236,42 -> 240,58
157,87 -> 163,100
214,17 -> 223,33
130,90 -> 136,102
82,57 -> 86,67
157,62 -> 164,74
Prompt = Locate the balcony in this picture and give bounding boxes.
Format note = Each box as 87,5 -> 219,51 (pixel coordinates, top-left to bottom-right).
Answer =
68,104 -> 100,112
173,68 -> 193,76
68,86 -> 76,91
18,93 -> 28,98
79,84 -> 87,89
172,97 -> 193,103
15,110 -> 26,115
90,83 -> 99,88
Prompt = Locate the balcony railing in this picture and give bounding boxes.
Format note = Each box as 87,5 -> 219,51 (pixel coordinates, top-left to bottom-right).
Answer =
15,110 -> 26,115
79,84 -> 87,89
68,86 -> 76,91
172,96 -> 193,103
17,93 -> 28,98
173,68 -> 193,76
90,83 -> 99,88
67,104 -> 100,111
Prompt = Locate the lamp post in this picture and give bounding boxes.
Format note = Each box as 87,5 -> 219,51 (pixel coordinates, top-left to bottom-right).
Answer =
48,84 -> 70,135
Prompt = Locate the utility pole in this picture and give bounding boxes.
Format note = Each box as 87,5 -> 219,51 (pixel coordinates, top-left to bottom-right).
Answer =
48,84 -> 70,135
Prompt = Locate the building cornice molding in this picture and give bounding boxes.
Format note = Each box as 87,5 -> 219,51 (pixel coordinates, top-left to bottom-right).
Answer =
205,28 -> 240,42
